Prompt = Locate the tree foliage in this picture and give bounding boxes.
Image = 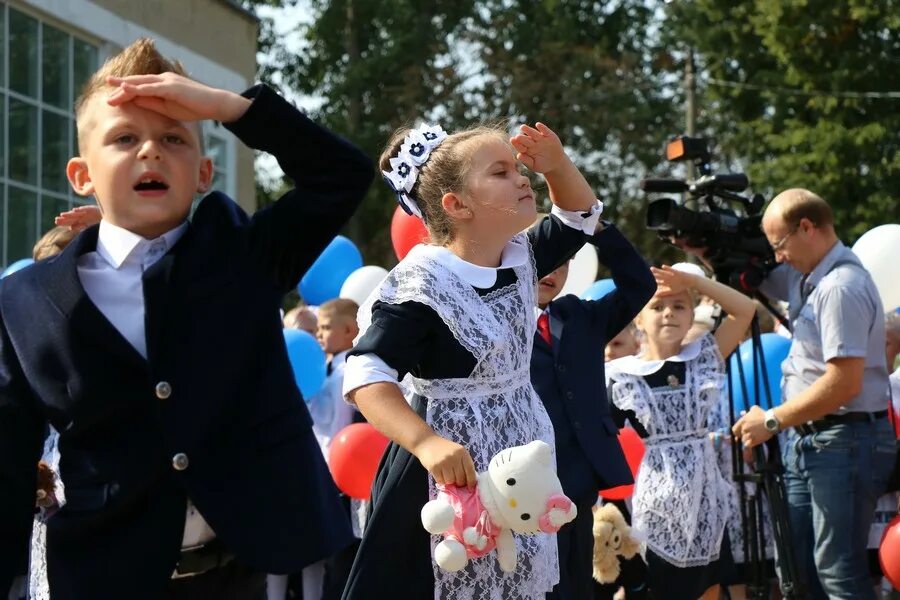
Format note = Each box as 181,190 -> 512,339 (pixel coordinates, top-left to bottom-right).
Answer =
666,0 -> 900,242
244,0 -> 898,266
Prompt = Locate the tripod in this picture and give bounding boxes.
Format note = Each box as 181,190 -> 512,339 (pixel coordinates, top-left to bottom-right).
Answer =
726,314 -> 805,599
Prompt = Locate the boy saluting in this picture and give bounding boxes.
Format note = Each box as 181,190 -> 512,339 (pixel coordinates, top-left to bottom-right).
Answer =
0,39 -> 372,599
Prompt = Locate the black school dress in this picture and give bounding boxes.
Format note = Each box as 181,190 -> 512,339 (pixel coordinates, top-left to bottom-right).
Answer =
341,214 -> 590,600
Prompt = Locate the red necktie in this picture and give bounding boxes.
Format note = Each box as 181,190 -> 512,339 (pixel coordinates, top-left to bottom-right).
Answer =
537,312 -> 552,346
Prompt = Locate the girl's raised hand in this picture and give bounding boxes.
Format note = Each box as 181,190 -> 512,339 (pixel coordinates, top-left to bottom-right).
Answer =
510,122 -> 566,174
55,205 -> 102,232
651,265 -> 696,296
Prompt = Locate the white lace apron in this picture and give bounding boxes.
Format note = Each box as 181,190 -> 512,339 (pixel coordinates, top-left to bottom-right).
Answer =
357,235 -> 559,600
607,334 -> 731,568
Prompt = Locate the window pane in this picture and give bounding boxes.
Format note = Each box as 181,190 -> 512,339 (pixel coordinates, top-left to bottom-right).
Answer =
73,39 -> 98,102
0,96 -> 5,177
8,99 -> 38,185
7,186 -> 38,262
42,111 -> 69,192
9,10 -> 38,98
42,25 -> 69,109
40,194 -> 69,234
0,7 -> 6,88
0,185 -> 5,265
207,136 -> 229,194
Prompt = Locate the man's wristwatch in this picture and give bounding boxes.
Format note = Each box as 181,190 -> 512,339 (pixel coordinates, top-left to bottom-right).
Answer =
764,408 -> 781,433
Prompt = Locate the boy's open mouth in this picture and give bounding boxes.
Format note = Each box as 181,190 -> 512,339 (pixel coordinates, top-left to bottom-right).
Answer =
133,175 -> 169,192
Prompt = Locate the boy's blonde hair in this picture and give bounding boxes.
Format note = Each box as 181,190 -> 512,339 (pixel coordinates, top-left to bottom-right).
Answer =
33,226 -> 79,261
380,124 -> 508,246
318,298 -> 359,324
74,38 -> 201,152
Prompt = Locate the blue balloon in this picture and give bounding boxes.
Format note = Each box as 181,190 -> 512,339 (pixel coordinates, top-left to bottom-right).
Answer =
728,333 -> 792,411
581,278 -> 616,300
1,258 -> 35,279
299,235 -> 363,305
283,329 -> 327,398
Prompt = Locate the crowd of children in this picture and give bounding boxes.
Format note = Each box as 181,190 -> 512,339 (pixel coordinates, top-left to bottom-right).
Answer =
3,35 -> 899,600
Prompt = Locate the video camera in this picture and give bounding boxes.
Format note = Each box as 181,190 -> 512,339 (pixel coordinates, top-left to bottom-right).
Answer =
640,136 -> 776,293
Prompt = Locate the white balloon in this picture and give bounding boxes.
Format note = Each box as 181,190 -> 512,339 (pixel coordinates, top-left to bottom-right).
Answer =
339,265 -> 389,305
852,223 -> 900,312
557,244 -> 599,298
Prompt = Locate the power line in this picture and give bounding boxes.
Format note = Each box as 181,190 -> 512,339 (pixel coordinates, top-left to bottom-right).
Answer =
706,77 -> 900,99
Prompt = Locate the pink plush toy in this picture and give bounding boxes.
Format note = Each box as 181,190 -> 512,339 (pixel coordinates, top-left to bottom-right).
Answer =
420,440 -> 577,573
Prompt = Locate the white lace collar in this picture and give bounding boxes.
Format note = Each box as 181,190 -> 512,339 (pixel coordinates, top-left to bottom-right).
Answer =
410,240 -> 528,289
608,337 -> 704,376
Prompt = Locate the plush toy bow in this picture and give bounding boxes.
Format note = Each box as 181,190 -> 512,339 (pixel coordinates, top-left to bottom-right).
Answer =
539,494 -> 576,533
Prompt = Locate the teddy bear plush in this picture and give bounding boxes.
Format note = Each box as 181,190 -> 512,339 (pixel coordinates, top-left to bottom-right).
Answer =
420,440 -> 577,573
592,502 -> 642,583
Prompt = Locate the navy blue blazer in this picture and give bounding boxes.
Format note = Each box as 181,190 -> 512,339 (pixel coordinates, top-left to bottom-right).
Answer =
530,224 -> 655,503
0,85 -> 373,599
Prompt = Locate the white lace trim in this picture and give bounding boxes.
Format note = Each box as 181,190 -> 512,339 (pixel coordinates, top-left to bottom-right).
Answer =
357,233 -> 559,599
608,333 -> 732,568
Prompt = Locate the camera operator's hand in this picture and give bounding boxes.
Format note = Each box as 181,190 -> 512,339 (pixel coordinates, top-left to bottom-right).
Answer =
732,405 -> 775,448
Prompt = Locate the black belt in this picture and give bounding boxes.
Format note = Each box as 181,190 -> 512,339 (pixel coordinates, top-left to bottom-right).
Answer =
172,538 -> 235,578
795,410 -> 888,437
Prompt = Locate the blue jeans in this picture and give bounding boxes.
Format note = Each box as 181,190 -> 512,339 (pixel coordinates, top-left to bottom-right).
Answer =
780,418 -> 896,599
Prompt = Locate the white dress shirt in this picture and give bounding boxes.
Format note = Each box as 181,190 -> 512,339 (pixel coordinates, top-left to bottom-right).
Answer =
76,219 -> 215,548
342,201 -> 603,399
307,350 -> 357,457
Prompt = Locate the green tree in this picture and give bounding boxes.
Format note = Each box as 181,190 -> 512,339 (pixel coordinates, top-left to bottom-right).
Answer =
666,0 -> 900,242
246,0 -> 478,264
459,0 -> 684,264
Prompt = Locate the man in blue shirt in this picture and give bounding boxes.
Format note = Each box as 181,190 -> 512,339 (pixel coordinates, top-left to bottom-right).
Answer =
733,188 -> 895,599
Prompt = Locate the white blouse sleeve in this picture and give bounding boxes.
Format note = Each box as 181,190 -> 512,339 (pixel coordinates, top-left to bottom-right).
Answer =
342,353 -> 400,402
550,199 -> 604,234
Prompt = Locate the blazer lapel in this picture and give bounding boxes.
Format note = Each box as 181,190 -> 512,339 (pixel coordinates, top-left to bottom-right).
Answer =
40,225 -> 147,371
142,224 -> 192,365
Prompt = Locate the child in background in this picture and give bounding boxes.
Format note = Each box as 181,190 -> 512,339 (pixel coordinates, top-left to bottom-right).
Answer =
607,265 -> 755,600
310,298 -> 361,452
343,121 -> 601,599
529,215 -> 655,599
284,304 -> 319,336
605,323 -> 641,363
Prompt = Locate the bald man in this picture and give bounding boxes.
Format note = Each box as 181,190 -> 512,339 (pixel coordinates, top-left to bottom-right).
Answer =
732,188 -> 894,599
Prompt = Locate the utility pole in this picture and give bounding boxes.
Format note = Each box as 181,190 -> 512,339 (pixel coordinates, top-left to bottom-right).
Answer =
345,0 -> 362,241
685,46 -> 697,181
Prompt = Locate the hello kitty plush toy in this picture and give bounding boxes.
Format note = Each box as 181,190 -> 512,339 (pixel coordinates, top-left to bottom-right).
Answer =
420,440 -> 577,573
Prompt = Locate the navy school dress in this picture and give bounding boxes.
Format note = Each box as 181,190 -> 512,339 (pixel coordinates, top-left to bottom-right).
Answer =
611,361 -> 736,599
341,215 -> 590,600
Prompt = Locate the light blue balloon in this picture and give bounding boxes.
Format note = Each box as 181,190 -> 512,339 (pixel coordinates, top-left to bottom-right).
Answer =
299,235 -> 363,305
728,333 -> 792,411
1,258 -> 35,279
581,278 -> 616,300
283,328 -> 327,398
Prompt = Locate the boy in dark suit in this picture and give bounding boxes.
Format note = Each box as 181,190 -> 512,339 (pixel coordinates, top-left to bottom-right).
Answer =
530,218 -> 655,600
0,38 -> 372,600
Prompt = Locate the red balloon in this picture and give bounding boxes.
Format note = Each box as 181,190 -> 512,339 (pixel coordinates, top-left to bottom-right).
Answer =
880,515 -> 900,588
599,428 -> 646,501
390,205 -> 429,261
328,423 -> 390,500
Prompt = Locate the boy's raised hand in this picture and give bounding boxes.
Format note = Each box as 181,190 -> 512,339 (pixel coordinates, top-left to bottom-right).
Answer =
510,122 -> 567,174
106,73 -> 251,124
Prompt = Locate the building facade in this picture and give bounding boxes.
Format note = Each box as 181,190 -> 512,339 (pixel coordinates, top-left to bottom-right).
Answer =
0,0 -> 258,266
